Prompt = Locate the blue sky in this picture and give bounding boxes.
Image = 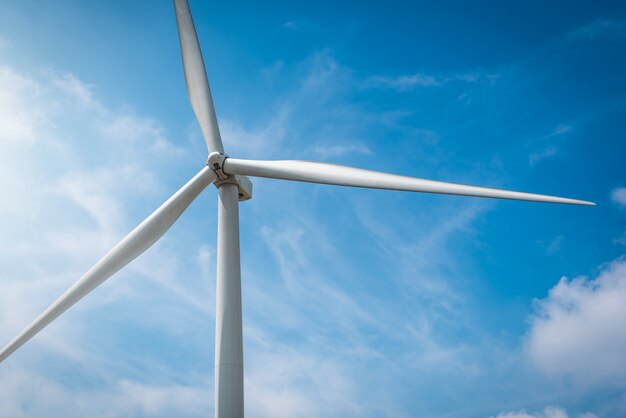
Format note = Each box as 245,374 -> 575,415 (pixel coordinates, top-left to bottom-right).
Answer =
0,1 -> 625,417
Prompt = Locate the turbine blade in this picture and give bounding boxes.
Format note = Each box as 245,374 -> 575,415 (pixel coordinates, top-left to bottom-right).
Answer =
223,158 -> 595,205
0,166 -> 216,363
174,0 -> 224,154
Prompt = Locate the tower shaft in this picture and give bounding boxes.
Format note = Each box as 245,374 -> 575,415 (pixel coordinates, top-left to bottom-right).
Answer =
215,183 -> 244,418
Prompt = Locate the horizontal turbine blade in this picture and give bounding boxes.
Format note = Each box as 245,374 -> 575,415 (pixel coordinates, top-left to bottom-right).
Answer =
223,158 -> 595,206
174,0 -> 224,154
0,166 -> 216,363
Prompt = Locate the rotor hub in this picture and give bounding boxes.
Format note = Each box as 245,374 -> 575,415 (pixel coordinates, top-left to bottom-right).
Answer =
207,151 -> 228,179
207,152 -> 253,202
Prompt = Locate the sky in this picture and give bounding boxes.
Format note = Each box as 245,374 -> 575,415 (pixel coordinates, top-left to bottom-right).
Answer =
0,0 -> 625,417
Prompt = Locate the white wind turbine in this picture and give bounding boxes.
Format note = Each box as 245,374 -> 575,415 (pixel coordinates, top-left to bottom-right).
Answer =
0,1 -> 595,417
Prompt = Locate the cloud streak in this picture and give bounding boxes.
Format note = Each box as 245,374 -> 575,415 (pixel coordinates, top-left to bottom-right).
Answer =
570,20 -> 626,40
491,406 -> 597,418
365,71 -> 499,92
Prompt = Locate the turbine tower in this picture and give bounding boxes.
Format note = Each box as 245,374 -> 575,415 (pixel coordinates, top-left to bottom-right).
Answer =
0,1 -> 595,417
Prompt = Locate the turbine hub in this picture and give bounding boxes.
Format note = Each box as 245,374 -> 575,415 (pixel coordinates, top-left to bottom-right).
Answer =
207,152 -> 253,202
207,151 -> 228,179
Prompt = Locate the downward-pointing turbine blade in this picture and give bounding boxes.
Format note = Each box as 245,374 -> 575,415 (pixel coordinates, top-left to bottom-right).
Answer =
174,0 -> 224,154
223,158 -> 595,205
0,167 -> 216,363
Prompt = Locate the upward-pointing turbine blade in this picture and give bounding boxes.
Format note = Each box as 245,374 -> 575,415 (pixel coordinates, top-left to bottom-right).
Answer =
174,0 -> 224,154
0,167 -> 216,363
223,158 -> 595,205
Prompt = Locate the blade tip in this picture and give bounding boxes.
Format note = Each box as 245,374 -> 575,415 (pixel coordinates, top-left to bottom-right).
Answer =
577,200 -> 596,206
568,199 -> 596,206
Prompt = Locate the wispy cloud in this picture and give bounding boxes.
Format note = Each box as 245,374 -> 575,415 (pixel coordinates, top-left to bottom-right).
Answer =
529,146 -> 557,165
367,73 -> 440,90
0,66 -> 48,146
365,71 -> 499,92
245,343 -> 367,418
536,235 -> 563,255
221,50 -> 420,161
614,232 -> 626,246
0,369 -> 210,418
219,106 -> 291,158
55,165 -> 156,229
570,20 -> 626,40
283,21 -> 298,30
545,124 -> 572,138
528,124 -> 572,165
491,406 -> 597,418
312,142 -> 372,158
53,73 -> 99,108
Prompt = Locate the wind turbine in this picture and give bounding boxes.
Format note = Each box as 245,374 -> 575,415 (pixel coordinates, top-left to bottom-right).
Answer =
0,0 -> 595,417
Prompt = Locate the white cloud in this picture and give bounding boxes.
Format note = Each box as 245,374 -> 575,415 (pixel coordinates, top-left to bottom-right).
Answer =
491,406 -> 597,418
611,187 -> 626,207
526,257 -> 626,384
